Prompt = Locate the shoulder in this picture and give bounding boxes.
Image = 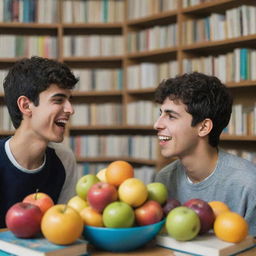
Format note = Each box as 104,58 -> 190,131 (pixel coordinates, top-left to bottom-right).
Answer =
48,142 -> 75,161
219,150 -> 256,172
154,159 -> 181,180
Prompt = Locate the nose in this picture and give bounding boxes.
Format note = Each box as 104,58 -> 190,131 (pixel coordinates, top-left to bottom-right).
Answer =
154,115 -> 165,130
64,100 -> 74,115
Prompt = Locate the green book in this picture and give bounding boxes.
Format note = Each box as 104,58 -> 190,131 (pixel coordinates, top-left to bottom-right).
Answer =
0,231 -> 88,256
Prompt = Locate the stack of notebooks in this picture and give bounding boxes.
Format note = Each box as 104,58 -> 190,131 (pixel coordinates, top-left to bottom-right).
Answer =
0,231 -> 88,256
156,232 -> 255,256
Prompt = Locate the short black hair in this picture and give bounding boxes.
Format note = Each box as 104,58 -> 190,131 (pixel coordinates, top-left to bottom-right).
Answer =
155,72 -> 233,147
3,56 -> 78,128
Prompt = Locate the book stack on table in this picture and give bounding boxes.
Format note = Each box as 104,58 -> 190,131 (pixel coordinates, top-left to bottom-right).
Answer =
0,231 -> 88,256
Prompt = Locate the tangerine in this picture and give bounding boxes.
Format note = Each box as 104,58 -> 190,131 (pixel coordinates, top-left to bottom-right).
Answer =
106,160 -> 134,186
214,211 -> 248,243
208,201 -> 230,219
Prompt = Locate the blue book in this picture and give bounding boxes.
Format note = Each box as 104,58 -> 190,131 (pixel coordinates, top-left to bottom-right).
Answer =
0,231 -> 88,256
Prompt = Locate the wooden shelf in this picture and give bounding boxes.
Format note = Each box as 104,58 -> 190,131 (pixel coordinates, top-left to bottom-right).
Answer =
76,156 -> 156,166
0,0 -> 255,170
126,9 -> 177,27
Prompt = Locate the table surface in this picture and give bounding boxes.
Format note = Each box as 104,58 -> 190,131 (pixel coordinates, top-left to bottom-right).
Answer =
0,229 -> 255,256
89,239 -> 256,256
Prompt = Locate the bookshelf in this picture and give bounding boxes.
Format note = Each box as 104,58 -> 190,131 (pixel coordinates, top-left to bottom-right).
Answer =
0,0 -> 255,175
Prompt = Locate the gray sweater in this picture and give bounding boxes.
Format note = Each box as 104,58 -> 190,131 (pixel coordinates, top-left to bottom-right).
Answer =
154,150 -> 256,236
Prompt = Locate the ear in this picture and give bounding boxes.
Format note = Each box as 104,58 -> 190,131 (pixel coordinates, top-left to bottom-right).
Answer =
198,118 -> 213,137
17,96 -> 32,117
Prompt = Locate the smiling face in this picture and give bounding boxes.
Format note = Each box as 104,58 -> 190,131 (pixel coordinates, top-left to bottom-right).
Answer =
28,84 -> 74,143
154,97 -> 201,159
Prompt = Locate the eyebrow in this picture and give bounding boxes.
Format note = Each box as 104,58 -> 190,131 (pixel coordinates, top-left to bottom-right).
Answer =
51,93 -> 72,99
162,109 -> 181,117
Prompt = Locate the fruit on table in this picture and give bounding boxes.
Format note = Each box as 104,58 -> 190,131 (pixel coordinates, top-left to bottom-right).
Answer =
147,182 -> 168,205
166,206 -> 200,241
6,202 -> 43,238
76,174 -> 100,200
103,201 -> 135,228
80,206 -> 104,227
87,182 -> 118,213
41,204 -> 83,245
67,195 -> 89,213
214,211 -> 248,243
23,191 -> 54,215
135,200 -> 163,226
163,198 -> 181,216
105,160 -> 134,186
183,198 -> 215,234
208,201 -> 230,219
118,178 -> 148,207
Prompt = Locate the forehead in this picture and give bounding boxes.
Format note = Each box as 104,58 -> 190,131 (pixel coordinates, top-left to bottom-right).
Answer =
161,97 -> 187,112
40,84 -> 72,97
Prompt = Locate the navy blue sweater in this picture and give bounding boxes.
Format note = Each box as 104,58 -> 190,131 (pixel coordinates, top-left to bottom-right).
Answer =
0,138 -> 66,228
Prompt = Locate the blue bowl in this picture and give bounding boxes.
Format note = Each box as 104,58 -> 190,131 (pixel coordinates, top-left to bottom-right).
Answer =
83,219 -> 165,252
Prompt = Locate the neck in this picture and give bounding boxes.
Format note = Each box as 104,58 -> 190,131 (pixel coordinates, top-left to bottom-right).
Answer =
9,128 -> 48,170
180,144 -> 218,183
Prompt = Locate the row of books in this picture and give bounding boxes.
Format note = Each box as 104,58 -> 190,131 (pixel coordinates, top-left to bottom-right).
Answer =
62,0 -> 124,24
63,35 -> 124,57
127,23 -> 177,53
224,104 -> 256,136
0,35 -> 57,58
0,70 -> 8,93
182,0 -> 212,8
127,0 -> 177,20
71,103 -> 122,126
0,105 -> 14,131
72,68 -> 123,92
77,163 -> 156,184
183,5 -> 256,44
0,0 -> 57,23
127,101 -> 158,126
183,48 -> 256,83
127,61 -> 177,89
70,135 -> 157,160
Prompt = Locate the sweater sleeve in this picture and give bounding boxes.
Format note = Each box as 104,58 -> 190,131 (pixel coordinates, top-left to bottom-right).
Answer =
49,142 -> 78,203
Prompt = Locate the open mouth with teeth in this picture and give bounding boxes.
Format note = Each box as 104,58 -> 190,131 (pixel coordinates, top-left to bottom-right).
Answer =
158,135 -> 172,142
55,119 -> 68,128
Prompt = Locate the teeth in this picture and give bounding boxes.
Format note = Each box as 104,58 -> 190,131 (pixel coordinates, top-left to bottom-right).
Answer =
158,136 -> 172,141
56,119 -> 67,124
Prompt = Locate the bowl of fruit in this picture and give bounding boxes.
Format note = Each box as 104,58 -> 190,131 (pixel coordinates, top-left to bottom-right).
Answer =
74,160 -> 168,252
84,218 -> 165,252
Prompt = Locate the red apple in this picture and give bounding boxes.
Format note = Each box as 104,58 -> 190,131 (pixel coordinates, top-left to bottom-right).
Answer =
87,182 -> 118,213
23,191 -> 54,215
135,200 -> 163,226
5,202 -> 43,238
183,198 -> 215,234
163,198 -> 181,216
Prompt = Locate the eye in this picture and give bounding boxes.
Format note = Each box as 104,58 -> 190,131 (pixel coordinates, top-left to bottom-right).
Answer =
53,98 -> 64,104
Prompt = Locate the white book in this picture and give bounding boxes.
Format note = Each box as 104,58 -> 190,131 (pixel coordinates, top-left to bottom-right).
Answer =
156,233 -> 254,256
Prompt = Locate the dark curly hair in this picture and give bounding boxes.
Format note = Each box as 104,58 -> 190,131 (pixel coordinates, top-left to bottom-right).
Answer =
155,72 -> 233,147
3,56 -> 78,129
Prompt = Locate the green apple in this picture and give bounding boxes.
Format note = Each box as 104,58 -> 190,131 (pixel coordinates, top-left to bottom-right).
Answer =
147,182 -> 168,205
76,174 -> 100,200
103,201 -> 135,228
166,206 -> 200,241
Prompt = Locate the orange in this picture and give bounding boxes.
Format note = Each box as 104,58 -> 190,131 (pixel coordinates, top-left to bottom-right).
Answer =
106,160 -> 134,187
214,211 -> 248,243
208,201 -> 230,219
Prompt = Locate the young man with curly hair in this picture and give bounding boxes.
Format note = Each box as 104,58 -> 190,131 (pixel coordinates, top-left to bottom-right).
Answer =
154,72 -> 256,236
0,56 -> 79,228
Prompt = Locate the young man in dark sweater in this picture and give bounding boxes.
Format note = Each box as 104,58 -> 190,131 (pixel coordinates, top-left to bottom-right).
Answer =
0,56 -> 79,228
